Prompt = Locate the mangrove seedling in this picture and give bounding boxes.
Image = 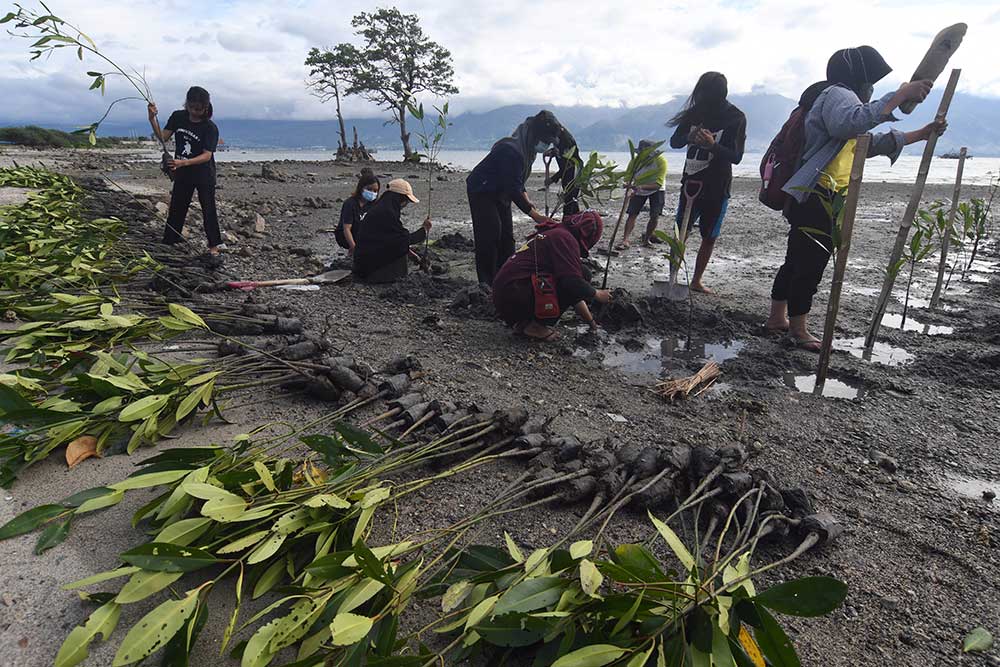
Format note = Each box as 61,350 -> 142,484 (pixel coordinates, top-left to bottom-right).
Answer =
892,211 -> 937,327
2,4 -> 171,167
406,99 -> 451,267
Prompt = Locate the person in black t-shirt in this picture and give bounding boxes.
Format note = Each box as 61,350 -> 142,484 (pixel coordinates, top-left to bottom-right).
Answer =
148,86 -> 223,254
668,72 -> 746,294
336,168 -> 381,254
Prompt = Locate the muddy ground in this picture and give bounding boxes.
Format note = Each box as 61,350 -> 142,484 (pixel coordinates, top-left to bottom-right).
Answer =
0,146 -> 998,667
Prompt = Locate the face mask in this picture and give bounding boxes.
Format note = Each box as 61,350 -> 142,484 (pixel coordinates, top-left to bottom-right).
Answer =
361,190 -> 377,202
858,83 -> 874,103
534,141 -> 549,153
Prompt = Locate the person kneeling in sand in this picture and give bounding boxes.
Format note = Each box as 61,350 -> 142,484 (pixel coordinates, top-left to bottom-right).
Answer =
352,179 -> 431,284
492,211 -> 612,342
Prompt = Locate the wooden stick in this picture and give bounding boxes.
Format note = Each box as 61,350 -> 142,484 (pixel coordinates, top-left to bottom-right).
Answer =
601,189 -> 632,289
815,134 -> 871,394
929,146 -> 967,309
863,68 -> 961,353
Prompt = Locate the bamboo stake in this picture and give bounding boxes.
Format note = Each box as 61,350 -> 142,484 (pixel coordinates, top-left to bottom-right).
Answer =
815,134 -> 871,394
929,146 -> 967,309
863,68 -> 961,353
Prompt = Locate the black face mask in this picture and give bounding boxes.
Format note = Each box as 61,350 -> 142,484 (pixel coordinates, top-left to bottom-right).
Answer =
858,83 -> 874,103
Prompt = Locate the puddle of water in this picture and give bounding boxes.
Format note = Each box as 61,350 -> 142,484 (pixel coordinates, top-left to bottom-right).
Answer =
576,335 -> 747,380
836,337 -> 914,366
895,294 -> 961,312
783,373 -> 865,399
881,313 -> 954,336
939,472 -> 999,511
849,286 -> 881,297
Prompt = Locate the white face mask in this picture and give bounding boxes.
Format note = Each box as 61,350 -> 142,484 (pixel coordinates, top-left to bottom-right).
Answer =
361,189 -> 377,202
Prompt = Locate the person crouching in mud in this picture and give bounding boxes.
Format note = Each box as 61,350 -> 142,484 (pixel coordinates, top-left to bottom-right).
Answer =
492,211 -> 613,342
336,168 -> 380,255
352,179 -> 432,283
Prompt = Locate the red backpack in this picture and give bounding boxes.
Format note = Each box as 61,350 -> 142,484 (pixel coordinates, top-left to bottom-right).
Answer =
758,83 -> 829,211
758,107 -> 808,211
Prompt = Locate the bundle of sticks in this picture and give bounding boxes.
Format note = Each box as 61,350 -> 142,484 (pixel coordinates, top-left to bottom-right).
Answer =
652,360 -> 721,401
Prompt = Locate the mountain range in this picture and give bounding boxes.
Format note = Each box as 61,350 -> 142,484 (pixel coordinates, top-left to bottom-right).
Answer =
26,91 -> 1000,156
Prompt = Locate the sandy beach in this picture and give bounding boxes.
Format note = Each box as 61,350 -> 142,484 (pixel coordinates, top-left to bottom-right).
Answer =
1,145 -> 998,667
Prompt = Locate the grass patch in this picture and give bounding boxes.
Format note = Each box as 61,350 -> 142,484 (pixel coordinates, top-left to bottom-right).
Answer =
0,125 -> 129,148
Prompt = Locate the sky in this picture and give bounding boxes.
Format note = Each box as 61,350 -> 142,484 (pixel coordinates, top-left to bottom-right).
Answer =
1,0 -> 998,125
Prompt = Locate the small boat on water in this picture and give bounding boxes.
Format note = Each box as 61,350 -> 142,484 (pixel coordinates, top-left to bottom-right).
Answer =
940,151 -> 972,159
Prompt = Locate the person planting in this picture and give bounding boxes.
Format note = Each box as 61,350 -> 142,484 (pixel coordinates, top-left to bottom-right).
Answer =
668,72 -> 746,294
765,46 -> 946,350
353,179 -> 432,283
466,110 -> 565,286
336,168 -> 381,254
147,86 -> 224,255
492,211 -> 611,342
619,139 -> 669,249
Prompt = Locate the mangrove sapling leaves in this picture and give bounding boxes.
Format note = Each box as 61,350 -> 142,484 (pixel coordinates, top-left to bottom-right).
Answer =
752,605 -> 800,667
155,517 -> 213,547
494,577 -> 566,616
54,601 -> 121,667
75,488 -> 124,514
120,542 -> 222,572
754,576 -> 848,617
252,559 -> 288,600
112,589 -> 200,666
442,581 -> 474,613
550,644 -> 627,667
330,612 -> 375,646
579,559 -> 604,598
247,532 -> 287,564
118,393 -> 171,422
340,578 -> 387,614
352,541 -> 390,583
473,613 -> 547,648
0,503 -> 67,539
300,434 -> 347,465
962,627 -> 993,653
32,509 -> 73,552
605,543 -> 668,583
649,511 -> 695,572
161,599 -> 209,667
569,540 -> 593,560
115,570 -> 185,605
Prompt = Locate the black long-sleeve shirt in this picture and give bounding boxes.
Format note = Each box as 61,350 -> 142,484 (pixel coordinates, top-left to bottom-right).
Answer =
669,103 -> 747,199
466,143 -> 533,214
353,198 -> 426,279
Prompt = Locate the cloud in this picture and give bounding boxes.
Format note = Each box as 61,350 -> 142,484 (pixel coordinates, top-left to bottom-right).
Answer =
0,0 -> 996,128
217,31 -> 280,53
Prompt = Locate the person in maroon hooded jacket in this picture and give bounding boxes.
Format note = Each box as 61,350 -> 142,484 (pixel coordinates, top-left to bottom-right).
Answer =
492,211 -> 612,342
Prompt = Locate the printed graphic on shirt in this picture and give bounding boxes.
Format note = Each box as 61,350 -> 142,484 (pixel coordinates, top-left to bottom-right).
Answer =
684,129 -> 724,176
179,137 -> 193,158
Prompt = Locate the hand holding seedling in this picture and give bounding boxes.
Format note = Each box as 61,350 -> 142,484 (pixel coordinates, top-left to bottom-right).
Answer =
695,128 -> 716,147
422,217 -> 433,233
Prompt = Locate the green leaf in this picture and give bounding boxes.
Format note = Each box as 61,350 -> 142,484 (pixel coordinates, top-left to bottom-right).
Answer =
108,469 -> 189,492
494,578 -> 565,616
442,581 -> 473,613
55,602 -> 121,667
340,578 -> 386,614
252,558 -> 287,599
34,516 -> 72,554
247,532 -> 287,564
579,559 -> 604,598
167,303 -> 207,329
754,576 -> 847,617
963,627 -> 993,653
753,605 -> 800,667
217,530 -> 269,554
335,422 -> 383,455
504,532 -> 524,562
253,461 -> 276,492
0,504 -> 66,540
112,590 -> 199,665
607,543 -> 666,583
63,567 -> 141,591
75,489 -> 124,514
118,394 -> 170,422
648,511 -> 694,571
303,493 -> 350,509
120,542 -> 221,572
330,612 -> 373,646
551,644 -> 626,667
155,518 -> 213,546
198,490 -> 247,522
114,570 -> 184,604
569,540 -> 593,559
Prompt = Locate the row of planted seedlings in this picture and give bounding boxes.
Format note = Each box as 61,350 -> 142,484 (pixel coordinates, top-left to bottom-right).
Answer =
0,165 -> 374,484
1,385 -> 849,666
1,166 -> 848,665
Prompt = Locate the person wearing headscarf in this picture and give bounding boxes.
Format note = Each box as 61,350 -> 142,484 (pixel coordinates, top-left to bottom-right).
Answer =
668,72 -> 746,293
544,125 -> 582,216
492,211 -> 611,342
619,139 -> 669,249
353,179 -> 431,283
766,46 -> 947,351
467,111 -> 566,285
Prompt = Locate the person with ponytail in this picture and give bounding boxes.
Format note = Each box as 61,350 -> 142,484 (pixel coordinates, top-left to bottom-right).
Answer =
668,72 -> 746,293
148,86 -> 223,254
492,211 -> 612,342
336,168 -> 380,254
766,46 -> 946,350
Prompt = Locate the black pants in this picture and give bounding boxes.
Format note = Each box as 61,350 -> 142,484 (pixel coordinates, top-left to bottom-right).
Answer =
468,191 -> 514,286
164,174 -> 222,247
770,192 -> 834,317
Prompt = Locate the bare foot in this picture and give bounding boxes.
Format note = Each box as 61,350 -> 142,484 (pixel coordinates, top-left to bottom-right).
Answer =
764,318 -> 789,333
791,335 -> 822,352
690,282 -> 715,294
616,239 -> 631,251
522,321 -> 560,342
